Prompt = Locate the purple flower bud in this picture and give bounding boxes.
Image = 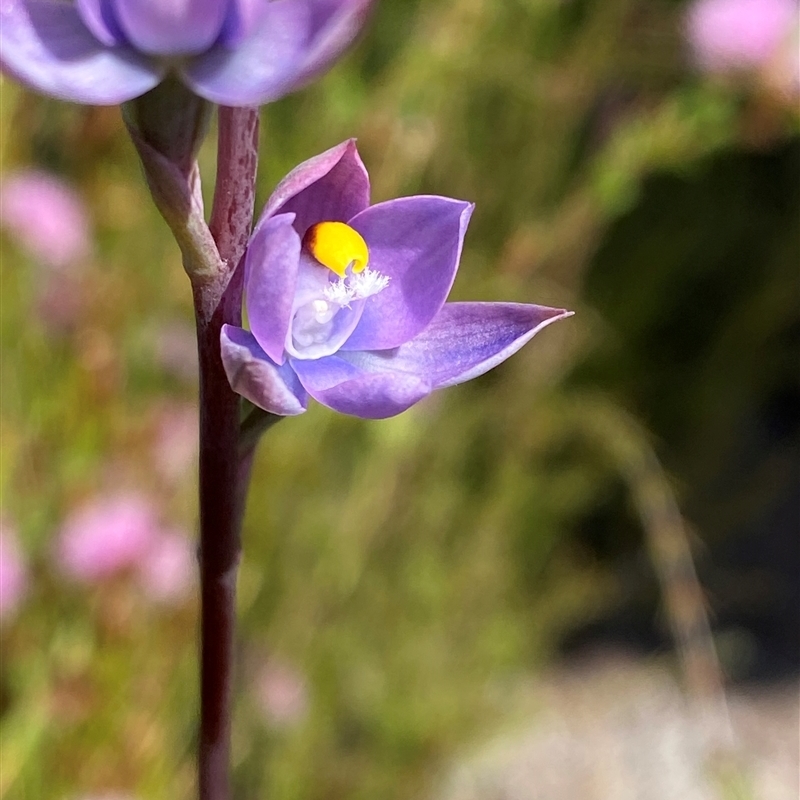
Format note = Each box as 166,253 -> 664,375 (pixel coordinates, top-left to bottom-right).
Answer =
686,0 -> 798,73
1,0 -> 374,106
221,140 -> 573,420
0,519 -> 27,622
55,493 -> 160,583
0,170 -> 91,270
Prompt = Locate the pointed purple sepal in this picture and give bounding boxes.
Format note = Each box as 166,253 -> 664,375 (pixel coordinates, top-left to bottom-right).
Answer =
291,355 -> 431,419
342,197 -> 474,351
221,325 -> 308,416
259,139 -> 370,235
245,213 -> 301,365
347,303 -> 574,388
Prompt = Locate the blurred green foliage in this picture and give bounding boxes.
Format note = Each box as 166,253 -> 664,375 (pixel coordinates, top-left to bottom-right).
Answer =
1,0 -> 797,797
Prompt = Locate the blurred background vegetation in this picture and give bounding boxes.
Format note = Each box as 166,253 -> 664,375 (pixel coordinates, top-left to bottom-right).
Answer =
1,0 -> 798,797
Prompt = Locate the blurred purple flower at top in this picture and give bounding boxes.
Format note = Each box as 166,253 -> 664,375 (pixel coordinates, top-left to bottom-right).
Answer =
686,0 -> 798,73
0,0 -> 373,106
137,528 -> 196,604
0,170 -> 91,271
221,140 -> 573,420
0,519 -> 27,622
56,493 -> 160,583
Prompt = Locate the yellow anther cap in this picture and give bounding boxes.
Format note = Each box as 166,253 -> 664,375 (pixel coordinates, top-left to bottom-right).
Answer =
303,221 -> 369,278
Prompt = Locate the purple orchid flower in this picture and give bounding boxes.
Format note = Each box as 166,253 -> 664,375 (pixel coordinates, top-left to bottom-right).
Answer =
221,140 -> 572,420
0,0 -> 372,105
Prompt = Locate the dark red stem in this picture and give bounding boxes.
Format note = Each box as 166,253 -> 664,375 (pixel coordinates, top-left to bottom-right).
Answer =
194,105 -> 259,800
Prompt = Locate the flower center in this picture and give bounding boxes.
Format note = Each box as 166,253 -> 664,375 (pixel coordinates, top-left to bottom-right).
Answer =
291,299 -> 338,349
303,221 -> 369,278
287,222 -> 390,359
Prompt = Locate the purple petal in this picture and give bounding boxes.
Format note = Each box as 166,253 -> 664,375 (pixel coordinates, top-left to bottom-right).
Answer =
221,325 -> 308,416
245,213 -> 301,365
0,0 -> 163,104
345,302 -> 573,388
184,0 -> 371,105
76,0 -> 124,46
112,0 -> 228,56
258,139 -> 370,236
342,197 -> 473,351
218,0 -> 265,46
181,0 -> 309,105
289,0 -> 374,89
292,355 -> 430,419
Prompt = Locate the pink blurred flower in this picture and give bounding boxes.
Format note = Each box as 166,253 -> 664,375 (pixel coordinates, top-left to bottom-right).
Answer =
255,660 -> 309,728
56,493 -> 160,583
137,528 -> 196,604
153,320 -> 199,384
152,403 -> 198,483
0,520 -> 27,622
75,795 -> 137,800
36,274 -> 86,334
686,0 -> 798,73
0,170 -> 91,270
